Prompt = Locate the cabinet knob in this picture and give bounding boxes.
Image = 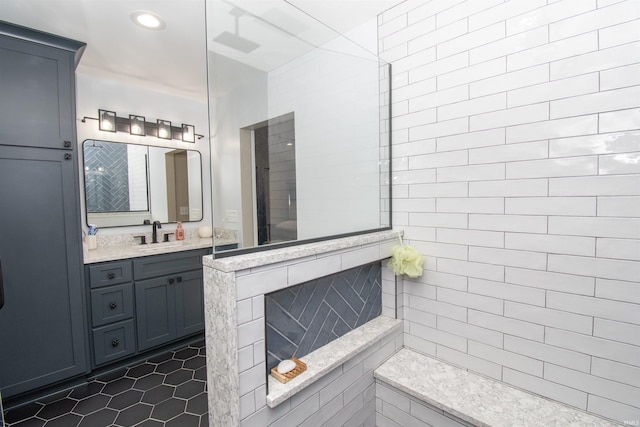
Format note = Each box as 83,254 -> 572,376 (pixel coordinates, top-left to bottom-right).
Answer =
168,278 -> 175,284
176,276 -> 182,283
64,153 -> 72,160
111,339 -> 119,347
109,301 -> 117,310
107,272 -> 116,280
63,140 -> 72,147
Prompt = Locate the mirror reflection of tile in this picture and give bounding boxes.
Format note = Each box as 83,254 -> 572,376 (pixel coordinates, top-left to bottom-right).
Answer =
85,142 -> 132,212
265,262 -> 382,372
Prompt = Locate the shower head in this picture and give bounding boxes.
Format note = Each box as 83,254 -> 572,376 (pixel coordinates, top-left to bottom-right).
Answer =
214,6 -> 261,53
213,31 -> 260,53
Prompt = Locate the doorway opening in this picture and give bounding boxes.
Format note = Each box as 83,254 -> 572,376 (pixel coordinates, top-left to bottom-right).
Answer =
240,112 -> 297,247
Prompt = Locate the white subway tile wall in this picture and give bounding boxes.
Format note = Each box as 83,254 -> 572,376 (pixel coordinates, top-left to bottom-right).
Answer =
380,0 -> 640,423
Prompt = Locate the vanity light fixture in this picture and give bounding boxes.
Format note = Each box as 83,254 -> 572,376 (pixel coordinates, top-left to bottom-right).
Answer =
129,114 -> 146,136
182,124 -> 195,143
82,110 -> 204,141
157,119 -> 172,140
98,109 -> 116,132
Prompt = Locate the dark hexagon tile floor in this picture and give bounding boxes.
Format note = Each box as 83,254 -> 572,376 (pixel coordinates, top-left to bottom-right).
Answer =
3,341 -> 209,427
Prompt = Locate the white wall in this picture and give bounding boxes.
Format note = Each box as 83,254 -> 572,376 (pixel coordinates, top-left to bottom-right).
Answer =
267,42 -> 381,240
76,70 -> 211,234
148,147 -> 169,224
210,53 -> 268,244
188,150 -> 203,221
380,0 -> 640,423
127,144 -> 149,211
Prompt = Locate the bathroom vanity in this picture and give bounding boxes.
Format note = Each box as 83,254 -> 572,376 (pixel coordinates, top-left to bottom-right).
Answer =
85,244 -> 212,369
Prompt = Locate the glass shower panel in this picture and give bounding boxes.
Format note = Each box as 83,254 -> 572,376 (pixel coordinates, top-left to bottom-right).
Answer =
207,0 -> 391,253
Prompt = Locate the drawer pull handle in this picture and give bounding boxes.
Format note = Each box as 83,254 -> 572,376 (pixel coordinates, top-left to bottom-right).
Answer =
168,278 -> 175,284
63,140 -> 72,147
107,272 -> 116,280
111,339 -> 119,347
176,276 -> 182,283
109,301 -> 117,310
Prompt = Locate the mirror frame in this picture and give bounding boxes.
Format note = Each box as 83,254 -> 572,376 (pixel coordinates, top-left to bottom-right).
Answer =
82,139 -> 205,228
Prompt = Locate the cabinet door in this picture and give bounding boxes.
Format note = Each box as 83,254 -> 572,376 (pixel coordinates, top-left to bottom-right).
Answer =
0,146 -> 87,397
135,276 -> 177,351
0,35 -> 76,150
174,269 -> 205,338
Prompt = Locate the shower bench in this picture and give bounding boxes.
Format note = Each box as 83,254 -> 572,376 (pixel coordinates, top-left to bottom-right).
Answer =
374,348 -> 622,427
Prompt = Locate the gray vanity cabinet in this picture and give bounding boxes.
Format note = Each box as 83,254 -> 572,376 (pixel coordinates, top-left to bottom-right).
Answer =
134,250 -> 207,351
0,25 -> 87,398
135,270 -> 204,351
175,270 -> 206,338
86,248 -> 208,366
135,276 -> 177,351
88,261 -> 136,366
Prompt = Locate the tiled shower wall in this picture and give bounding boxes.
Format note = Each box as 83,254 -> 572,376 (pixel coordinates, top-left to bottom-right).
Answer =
266,262 -> 382,371
379,0 -> 640,423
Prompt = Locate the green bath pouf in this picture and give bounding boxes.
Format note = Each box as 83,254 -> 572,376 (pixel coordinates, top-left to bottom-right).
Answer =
388,233 -> 424,279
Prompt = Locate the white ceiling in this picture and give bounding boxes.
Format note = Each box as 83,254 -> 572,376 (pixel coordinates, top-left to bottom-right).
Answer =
0,0 -> 401,99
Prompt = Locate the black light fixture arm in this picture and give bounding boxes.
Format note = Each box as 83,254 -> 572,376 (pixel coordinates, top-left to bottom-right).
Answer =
81,112 -> 203,141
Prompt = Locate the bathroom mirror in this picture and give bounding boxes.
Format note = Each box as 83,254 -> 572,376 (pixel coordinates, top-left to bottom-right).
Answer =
83,140 -> 203,228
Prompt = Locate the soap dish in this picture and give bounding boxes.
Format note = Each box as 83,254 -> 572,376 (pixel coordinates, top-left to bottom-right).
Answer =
270,358 -> 307,384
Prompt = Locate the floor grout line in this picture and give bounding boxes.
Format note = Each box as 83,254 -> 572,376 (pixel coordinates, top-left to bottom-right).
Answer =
3,341 -> 209,427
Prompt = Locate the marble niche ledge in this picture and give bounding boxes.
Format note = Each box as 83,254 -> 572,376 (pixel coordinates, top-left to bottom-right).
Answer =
267,315 -> 401,408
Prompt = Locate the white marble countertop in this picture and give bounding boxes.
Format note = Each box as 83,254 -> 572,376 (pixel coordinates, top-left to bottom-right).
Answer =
266,315 -> 402,408
204,230 -> 399,272
83,237 -> 216,264
375,348 -> 623,427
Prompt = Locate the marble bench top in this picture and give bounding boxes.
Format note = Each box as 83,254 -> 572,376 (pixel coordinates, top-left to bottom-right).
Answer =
374,348 -> 622,427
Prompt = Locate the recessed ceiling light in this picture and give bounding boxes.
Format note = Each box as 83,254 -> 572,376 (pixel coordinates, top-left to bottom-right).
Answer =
131,11 -> 166,30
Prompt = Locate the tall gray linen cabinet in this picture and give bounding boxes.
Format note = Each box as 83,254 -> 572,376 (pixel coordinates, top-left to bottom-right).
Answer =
0,21 -> 87,399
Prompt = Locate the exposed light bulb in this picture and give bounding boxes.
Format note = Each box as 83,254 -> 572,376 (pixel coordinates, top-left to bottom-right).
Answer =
101,119 -> 113,131
131,124 -> 142,135
158,128 -> 169,138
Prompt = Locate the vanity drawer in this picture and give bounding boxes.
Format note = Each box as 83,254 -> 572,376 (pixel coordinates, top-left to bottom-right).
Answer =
89,261 -> 132,288
90,283 -> 134,327
133,249 -> 208,280
93,320 -> 135,366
